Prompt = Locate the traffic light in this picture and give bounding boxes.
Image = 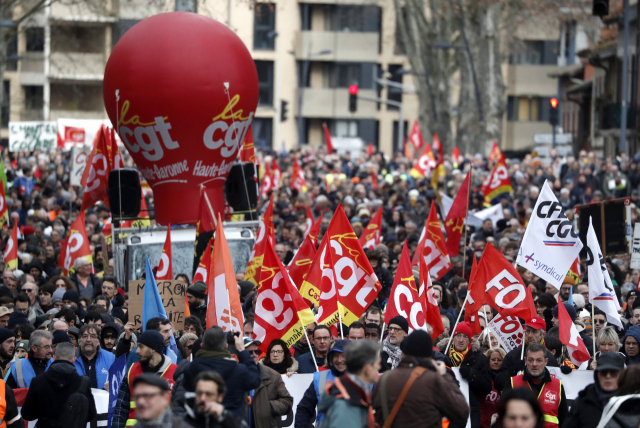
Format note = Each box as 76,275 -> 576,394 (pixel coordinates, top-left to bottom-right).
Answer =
281,100 -> 288,122
349,85 -> 358,113
549,98 -> 559,127
593,0 -> 609,17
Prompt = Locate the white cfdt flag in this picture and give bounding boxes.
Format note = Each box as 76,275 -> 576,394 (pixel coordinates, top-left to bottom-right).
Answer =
586,216 -> 623,328
516,180 -> 583,289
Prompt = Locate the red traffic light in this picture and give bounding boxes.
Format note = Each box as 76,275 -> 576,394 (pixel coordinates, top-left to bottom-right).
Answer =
550,98 -> 559,108
348,85 -> 359,95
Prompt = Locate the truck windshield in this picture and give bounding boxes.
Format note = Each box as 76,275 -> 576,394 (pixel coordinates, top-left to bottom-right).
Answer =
128,239 -> 254,282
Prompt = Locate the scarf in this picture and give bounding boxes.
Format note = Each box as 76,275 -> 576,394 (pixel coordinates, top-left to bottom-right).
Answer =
134,409 -> 173,428
264,360 -> 289,374
382,337 -> 402,370
448,343 -> 471,367
562,358 -> 577,370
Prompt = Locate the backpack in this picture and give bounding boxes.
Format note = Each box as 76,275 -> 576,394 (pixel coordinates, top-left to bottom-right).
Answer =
56,376 -> 91,428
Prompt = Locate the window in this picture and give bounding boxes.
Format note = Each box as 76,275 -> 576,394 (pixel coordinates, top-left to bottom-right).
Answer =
392,120 -> 408,152
509,40 -> 559,65
51,26 -> 104,53
394,7 -> 407,55
335,120 -> 358,138
252,118 -> 273,149
26,28 -> 44,52
24,86 -> 43,111
387,64 -> 403,111
1,81 -> 9,128
254,3 -> 275,51
112,20 -> 140,48
507,96 -> 551,122
255,61 -> 273,107
327,5 -> 381,32
325,63 -> 360,88
175,0 -> 196,12
50,84 -> 103,111
6,31 -> 17,72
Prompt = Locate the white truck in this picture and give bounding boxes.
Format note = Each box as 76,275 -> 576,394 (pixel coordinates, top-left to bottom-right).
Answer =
111,221 -> 258,286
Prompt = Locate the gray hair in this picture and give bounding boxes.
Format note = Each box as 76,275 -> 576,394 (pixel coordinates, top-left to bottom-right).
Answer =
202,326 -> 226,351
55,342 -> 76,361
344,340 -> 380,375
179,333 -> 198,347
74,257 -> 88,270
597,326 -> 621,351
29,330 -> 53,353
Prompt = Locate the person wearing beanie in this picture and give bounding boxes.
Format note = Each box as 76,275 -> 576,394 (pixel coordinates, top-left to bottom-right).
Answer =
8,311 -> 28,329
624,289 -> 639,320
0,328 -> 16,378
15,340 -> 28,359
51,288 -> 65,307
622,325 -> 640,365
186,281 -> 207,329
62,289 -> 80,308
51,329 -> 71,356
380,316 -> 408,372
372,330 -> 469,428
237,280 -> 255,303
443,322 -> 492,428
100,322 -> 121,353
560,276 -> 575,303
112,329 -> 178,428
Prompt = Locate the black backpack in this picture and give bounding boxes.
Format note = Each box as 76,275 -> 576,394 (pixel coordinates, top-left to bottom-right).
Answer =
56,376 -> 92,428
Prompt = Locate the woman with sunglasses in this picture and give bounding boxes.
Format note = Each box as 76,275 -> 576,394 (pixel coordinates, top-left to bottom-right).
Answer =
179,333 -> 198,359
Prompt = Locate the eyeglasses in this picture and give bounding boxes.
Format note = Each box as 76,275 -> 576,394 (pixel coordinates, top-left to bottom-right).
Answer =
22,288 -> 34,293
306,329 -> 315,336
314,336 -> 331,342
81,334 -> 98,341
248,350 -> 261,355
132,392 -> 164,401
186,345 -> 193,350
594,319 -> 606,325
270,350 -> 284,355
388,327 -> 403,333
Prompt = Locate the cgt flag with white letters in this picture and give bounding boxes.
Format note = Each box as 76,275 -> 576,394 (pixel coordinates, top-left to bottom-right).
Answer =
586,217 -> 623,328
516,180 -> 583,289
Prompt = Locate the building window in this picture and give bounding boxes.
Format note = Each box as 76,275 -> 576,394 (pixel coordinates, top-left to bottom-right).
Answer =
509,40 -> 559,65
325,63 -> 360,88
175,0 -> 196,12
254,3 -> 275,51
334,120 -> 358,138
1,81 -> 9,128
51,26 -> 104,53
392,120 -> 408,152
50,84 -> 103,111
252,118 -> 273,149
507,96 -> 551,121
387,64 -> 403,111
327,5 -> 381,32
24,86 -> 43,111
26,28 -> 44,52
112,20 -> 140,49
6,31 -> 17,72
255,60 -> 273,107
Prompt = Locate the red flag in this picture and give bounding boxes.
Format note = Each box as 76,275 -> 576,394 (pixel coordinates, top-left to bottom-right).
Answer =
322,122 -> 333,155
566,257 -> 581,284
470,243 -> 534,320
367,143 -> 374,155
412,202 -> 451,280
207,215 -> 244,331
408,120 -> 425,151
307,213 -> 322,246
431,133 -> 445,190
300,205 -> 381,324
156,226 -> 173,281
410,143 -> 435,178
291,158 -> 307,192
419,254 -> 445,340
195,186 -> 216,235
0,183 -> 8,229
260,163 -> 273,199
287,235 -> 317,291
254,240 -> 316,351
488,141 -> 502,163
244,196 -> 276,285
359,207 -> 382,250
271,158 -> 282,191
480,159 -> 512,204
465,255 -> 484,335
444,171 -> 471,258
525,284 -> 538,320
370,171 -> 378,191
58,212 -> 92,276
451,147 -> 462,164
385,242 -> 429,332
304,205 -> 315,238
80,126 -> 123,211
3,222 -> 18,270
558,295 -> 590,365
240,124 -> 256,163
193,238 -> 213,284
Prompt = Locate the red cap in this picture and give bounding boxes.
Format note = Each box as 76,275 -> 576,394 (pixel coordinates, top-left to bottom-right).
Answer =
453,322 -> 473,341
23,226 -> 35,237
525,317 -> 546,331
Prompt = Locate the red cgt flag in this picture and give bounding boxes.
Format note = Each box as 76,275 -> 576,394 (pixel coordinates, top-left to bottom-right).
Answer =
291,158 -> 307,192
260,163 -> 273,199
359,207 -> 382,250
469,243 -> 535,321
193,238 -> 213,284
408,120 -> 424,151
371,170 -> 378,191
244,196 -> 276,286
444,171 -> 471,258
58,212 -> 93,276
464,254 -> 484,335
287,234 -> 317,291
304,205 -> 315,238
156,226 -> 173,281
323,122 -> 333,155
80,125 -> 123,211
558,295 -> 590,365
271,158 -> 282,191
385,242 -> 430,333
412,201 -> 452,280
488,141 -> 502,163
307,212 -> 322,246
410,143 -> 435,178
3,222 -> 18,270
480,159 -> 512,204
419,253 -> 445,340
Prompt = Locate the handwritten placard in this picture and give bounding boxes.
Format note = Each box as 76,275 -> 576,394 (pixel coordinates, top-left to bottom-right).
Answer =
128,280 -> 186,331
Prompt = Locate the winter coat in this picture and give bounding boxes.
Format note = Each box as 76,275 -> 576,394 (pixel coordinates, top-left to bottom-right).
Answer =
372,356 -> 469,428
563,382 -> 609,428
318,374 -> 371,428
69,272 -> 103,299
297,351 -> 326,374
443,341 -> 493,428
290,342 -> 311,359
74,347 -> 116,389
375,267 -> 394,300
493,344 -> 559,392
21,360 -> 97,428
182,349 -> 261,420
251,364 -> 293,428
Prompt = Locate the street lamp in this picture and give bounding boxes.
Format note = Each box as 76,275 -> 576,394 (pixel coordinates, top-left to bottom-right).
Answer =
297,46 -> 331,147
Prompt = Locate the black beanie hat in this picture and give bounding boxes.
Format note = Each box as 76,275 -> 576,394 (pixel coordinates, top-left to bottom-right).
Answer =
137,330 -> 165,355
8,312 -> 28,328
52,329 -> 71,345
187,281 -> 207,299
388,316 -> 409,334
400,330 -> 433,359
0,328 -> 15,345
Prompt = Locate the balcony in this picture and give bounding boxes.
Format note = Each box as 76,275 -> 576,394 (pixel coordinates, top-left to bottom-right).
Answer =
506,65 -> 558,97
20,52 -> 45,85
50,2 -> 115,23
49,109 -> 107,121
294,31 -> 379,62
117,0 -> 165,19
299,87 -> 377,118
504,121 -> 553,151
595,103 -> 637,131
49,52 -> 105,80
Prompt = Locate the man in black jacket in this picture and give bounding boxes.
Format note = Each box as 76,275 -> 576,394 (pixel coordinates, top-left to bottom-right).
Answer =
69,257 -> 103,299
183,371 -> 248,428
21,342 -> 97,428
186,281 -> 207,329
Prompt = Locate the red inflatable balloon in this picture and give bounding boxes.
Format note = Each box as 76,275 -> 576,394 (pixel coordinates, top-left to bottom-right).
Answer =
103,12 -> 258,226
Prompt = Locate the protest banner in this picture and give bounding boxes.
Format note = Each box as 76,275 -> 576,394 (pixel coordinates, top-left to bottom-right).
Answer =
128,279 -> 186,331
631,222 -> 640,269
9,121 -> 57,152
107,355 -> 127,428
18,388 -> 109,428
71,145 -> 92,186
487,314 -> 525,352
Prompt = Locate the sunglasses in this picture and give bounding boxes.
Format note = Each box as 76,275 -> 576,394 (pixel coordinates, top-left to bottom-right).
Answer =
248,349 -> 261,355
594,319 -> 606,325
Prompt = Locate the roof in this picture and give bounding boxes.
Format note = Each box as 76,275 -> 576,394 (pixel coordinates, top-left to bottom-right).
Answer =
577,41 -> 617,60
548,63 -> 584,78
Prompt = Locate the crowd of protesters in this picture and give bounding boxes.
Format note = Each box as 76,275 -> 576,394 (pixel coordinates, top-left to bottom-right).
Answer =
0,145 -> 639,428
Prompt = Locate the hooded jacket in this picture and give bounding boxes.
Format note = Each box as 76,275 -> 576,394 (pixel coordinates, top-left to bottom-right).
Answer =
563,370 -> 615,428
622,326 -> 640,364
21,360 -> 97,428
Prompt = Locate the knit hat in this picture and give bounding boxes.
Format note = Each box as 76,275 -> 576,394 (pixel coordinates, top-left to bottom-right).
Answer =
453,321 -> 473,341
62,290 -> 80,305
187,281 -> 207,299
101,322 -> 121,339
137,330 -> 165,354
52,288 -> 66,304
562,276 -> 576,286
552,303 -> 577,321
68,327 -> 80,342
16,340 -> 28,351
623,326 -> 640,349
238,281 -> 255,298
400,330 -> 433,359
52,330 -> 71,345
388,316 -> 409,334
627,289 -> 639,302
8,312 -> 28,328
584,318 -> 593,336
0,328 -> 15,345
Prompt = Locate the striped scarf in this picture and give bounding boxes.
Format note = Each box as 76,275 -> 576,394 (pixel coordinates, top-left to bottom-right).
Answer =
448,343 -> 471,367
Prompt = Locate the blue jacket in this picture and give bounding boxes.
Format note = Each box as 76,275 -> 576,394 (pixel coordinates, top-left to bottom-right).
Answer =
10,357 -> 38,388
294,370 -> 335,428
297,352 -> 325,374
74,348 -> 115,388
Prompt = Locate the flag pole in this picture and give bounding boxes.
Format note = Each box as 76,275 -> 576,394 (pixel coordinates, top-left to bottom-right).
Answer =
461,168 -> 472,279
379,322 -> 385,344
592,302 -> 596,357
338,305 -> 344,340
301,323 -> 319,372
446,292 -> 469,352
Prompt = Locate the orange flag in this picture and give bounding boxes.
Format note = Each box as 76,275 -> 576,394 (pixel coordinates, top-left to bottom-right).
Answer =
413,201 -> 451,280
291,158 -> 307,192
156,226 -> 173,281
287,235 -> 317,291
419,254 -> 445,340
323,122 -> 333,154
58,212 -> 93,276
444,171 -> 471,258
254,240 -> 316,351
359,206 -> 382,250
244,196 -> 275,285
451,147 -> 462,165
370,171 -> 378,191
207,214 -> 244,332
3,222 -> 18,270
81,125 -> 123,211
300,205 -> 381,325
307,212 -> 322,245
488,141 -> 502,163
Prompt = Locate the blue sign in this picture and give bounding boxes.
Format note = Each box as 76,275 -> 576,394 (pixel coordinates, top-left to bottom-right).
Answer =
107,355 -> 127,428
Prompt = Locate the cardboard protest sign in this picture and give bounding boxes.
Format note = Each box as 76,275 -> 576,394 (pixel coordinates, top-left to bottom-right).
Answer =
128,279 -> 185,331
487,314 -> 524,352
9,121 -> 57,152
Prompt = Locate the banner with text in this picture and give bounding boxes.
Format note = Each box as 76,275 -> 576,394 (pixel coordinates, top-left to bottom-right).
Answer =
487,314 -> 524,352
128,280 -> 185,331
9,121 -> 57,152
